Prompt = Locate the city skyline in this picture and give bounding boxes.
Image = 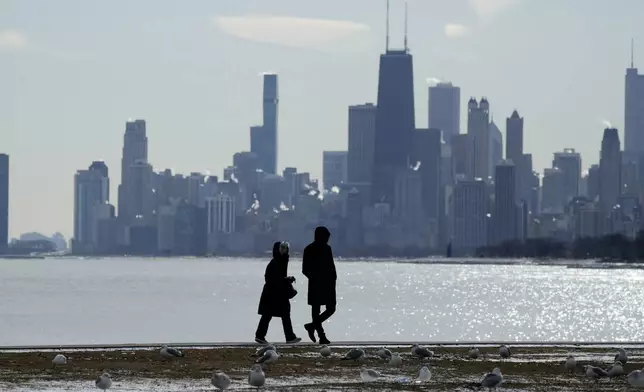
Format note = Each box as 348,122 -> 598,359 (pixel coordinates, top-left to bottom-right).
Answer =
2,0 -> 644,238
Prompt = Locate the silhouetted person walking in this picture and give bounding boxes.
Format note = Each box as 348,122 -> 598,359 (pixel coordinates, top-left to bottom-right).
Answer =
255,241 -> 301,344
302,226 -> 336,344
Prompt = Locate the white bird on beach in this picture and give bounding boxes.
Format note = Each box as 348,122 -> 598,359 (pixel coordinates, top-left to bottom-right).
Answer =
585,365 -> 609,382
607,362 -> 625,379
565,355 -> 576,373
468,347 -> 480,359
360,368 -> 382,382
95,373 -> 112,390
160,345 -> 184,359
320,345 -> 332,357
212,372 -> 231,391
499,345 -> 511,359
628,369 -> 644,388
52,354 -> 67,366
417,366 -> 432,382
411,344 -> 433,359
248,364 -> 265,389
481,368 -> 503,392
342,348 -> 365,361
388,352 -> 403,367
255,344 -> 277,357
255,349 -> 279,365
615,348 -> 628,364
376,347 -> 392,360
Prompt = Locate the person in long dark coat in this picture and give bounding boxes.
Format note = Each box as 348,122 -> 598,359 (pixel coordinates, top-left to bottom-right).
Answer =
255,241 -> 301,344
302,226 -> 337,345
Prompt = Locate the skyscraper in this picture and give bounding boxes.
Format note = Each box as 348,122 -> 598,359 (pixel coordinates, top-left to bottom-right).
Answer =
624,46 -> 644,161
322,151 -> 348,190
467,98 -> 491,181
73,162 -> 110,252
553,148 -> 581,205
599,128 -> 622,214
489,120 -> 503,178
493,160 -> 517,245
372,11 -> 415,204
250,74 -> 279,174
347,103 -> 377,185
412,128 -> 441,221
451,179 -> 488,254
428,82 -> 460,142
118,119 -> 148,221
506,110 -> 523,163
0,154 -> 8,253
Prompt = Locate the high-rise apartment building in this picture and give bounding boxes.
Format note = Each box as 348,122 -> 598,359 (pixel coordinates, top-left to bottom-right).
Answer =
73,162 -> 110,251
118,119 -> 148,221
428,82 -> 460,142
372,46 -> 415,204
493,160 -> 517,245
347,103 -> 377,185
250,74 -> 279,174
124,159 -> 154,223
393,168 -> 423,228
467,98 -> 491,181
322,151 -> 348,190
0,154 -> 8,253
451,133 -> 474,179
451,179 -> 488,254
542,167 -> 566,213
207,193 -> 236,234
599,128 -> 622,213
553,148 -> 581,205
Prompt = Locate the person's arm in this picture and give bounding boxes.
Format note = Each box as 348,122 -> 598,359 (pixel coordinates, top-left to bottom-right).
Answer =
264,261 -> 282,284
329,246 -> 337,280
302,246 -> 311,279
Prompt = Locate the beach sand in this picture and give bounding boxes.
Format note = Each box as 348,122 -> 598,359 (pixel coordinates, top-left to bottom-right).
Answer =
0,344 -> 640,390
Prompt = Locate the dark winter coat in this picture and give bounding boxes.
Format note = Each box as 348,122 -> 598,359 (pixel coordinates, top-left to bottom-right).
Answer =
257,242 -> 293,317
302,226 -> 337,306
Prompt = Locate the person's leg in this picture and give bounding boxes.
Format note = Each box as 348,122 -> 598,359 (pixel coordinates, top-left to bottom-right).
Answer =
317,304 -> 337,324
281,315 -> 299,342
304,305 -> 320,342
255,315 -> 272,343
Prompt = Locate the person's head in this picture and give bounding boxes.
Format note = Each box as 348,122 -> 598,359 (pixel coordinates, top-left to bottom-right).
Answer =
314,226 -> 331,244
272,241 -> 281,258
279,241 -> 290,256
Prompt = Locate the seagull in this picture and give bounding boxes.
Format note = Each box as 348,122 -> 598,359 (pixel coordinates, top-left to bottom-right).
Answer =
342,348 -> 365,361
248,364 -> 265,389
481,368 -> 503,392
499,345 -> 511,359
160,345 -> 184,359
360,368 -> 382,382
388,353 -> 403,367
255,344 -> 277,357
628,369 -> 644,388
565,355 -> 576,373
411,344 -> 433,359
52,354 -> 67,366
417,366 -> 432,382
320,345 -> 332,357
585,365 -> 609,383
468,347 -> 480,359
615,348 -> 628,364
255,349 -> 279,365
212,372 -> 231,391
607,362 -> 625,379
376,347 -> 392,360
95,373 -> 112,390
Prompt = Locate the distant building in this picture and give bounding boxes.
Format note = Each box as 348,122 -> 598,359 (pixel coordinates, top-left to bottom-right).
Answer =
124,160 -> 154,224
586,164 -> 600,201
347,103 -> 377,185
493,160 -> 517,245
323,151 -> 348,190
489,120 -> 503,178
207,194 -> 236,235
0,154 -> 8,253
505,110 -> 524,163
118,119 -> 147,221
451,179 -> 488,254
73,162 -> 110,252
250,74 -> 279,174
467,98 -> 491,181
542,167 -> 565,213
553,148 -> 581,205
599,128 -> 622,214
451,133 -> 474,179
428,82 -> 460,142
412,128 -> 441,223
393,168 -> 423,228
625,61 -> 644,160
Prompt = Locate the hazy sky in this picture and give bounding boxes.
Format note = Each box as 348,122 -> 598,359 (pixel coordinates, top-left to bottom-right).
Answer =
1,0 -> 642,239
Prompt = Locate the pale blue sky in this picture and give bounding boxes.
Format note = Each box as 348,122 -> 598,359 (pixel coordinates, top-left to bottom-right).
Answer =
0,0 -> 641,239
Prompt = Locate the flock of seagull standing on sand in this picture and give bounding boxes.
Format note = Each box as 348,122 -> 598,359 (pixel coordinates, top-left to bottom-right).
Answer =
45,343 -> 644,390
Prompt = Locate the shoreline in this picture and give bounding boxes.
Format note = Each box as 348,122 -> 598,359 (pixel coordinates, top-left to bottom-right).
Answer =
0,344 -> 640,391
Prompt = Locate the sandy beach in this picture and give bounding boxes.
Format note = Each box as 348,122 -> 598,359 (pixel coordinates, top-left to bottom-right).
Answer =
0,343 -> 641,390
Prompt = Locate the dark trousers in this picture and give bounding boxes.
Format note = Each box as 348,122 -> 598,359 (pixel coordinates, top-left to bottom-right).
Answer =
255,314 -> 296,340
311,304 -> 336,334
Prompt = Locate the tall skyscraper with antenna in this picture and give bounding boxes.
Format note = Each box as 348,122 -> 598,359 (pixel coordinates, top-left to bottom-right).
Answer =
625,39 -> 644,162
372,0 -> 416,204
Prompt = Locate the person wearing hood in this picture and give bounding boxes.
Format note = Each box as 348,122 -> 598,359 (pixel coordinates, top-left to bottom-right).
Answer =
302,226 -> 337,344
255,241 -> 301,344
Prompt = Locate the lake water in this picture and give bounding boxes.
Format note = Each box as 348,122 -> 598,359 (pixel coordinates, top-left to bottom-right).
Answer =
0,257 -> 642,346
